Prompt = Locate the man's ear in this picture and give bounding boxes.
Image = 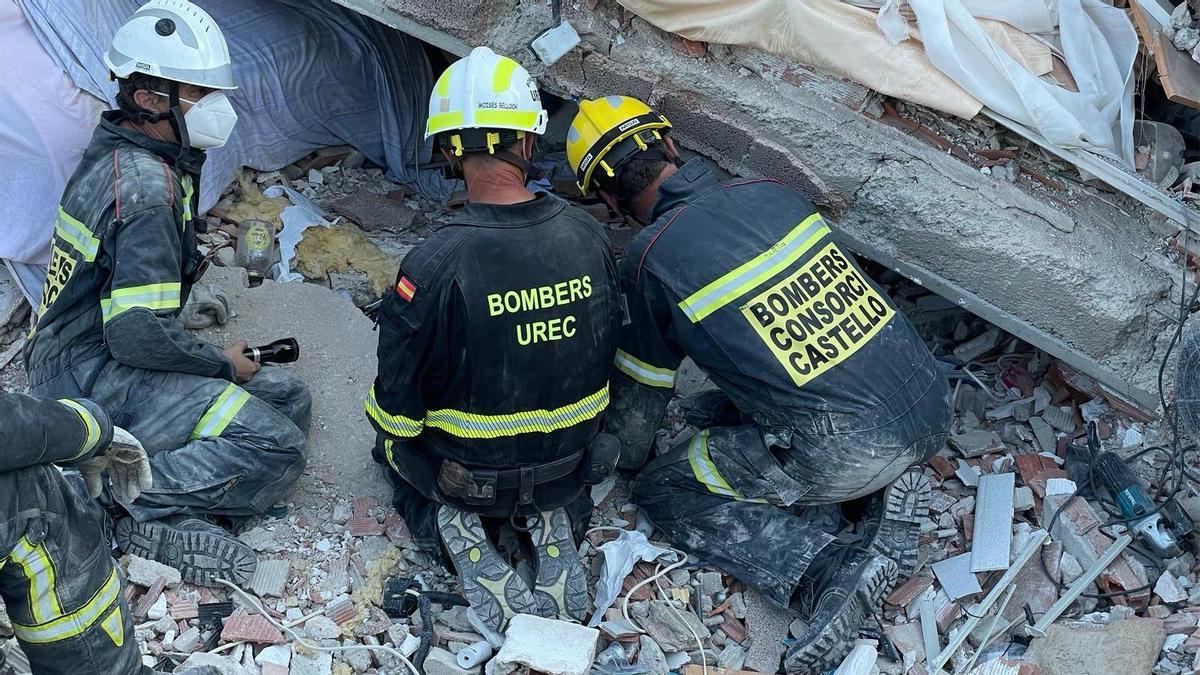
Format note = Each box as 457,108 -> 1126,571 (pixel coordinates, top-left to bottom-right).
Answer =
132,89 -> 164,113
522,134 -> 537,161
662,136 -> 681,162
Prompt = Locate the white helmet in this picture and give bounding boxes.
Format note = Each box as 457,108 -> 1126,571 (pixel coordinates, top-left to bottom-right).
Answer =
425,46 -> 547,152
104,0 -> 236,91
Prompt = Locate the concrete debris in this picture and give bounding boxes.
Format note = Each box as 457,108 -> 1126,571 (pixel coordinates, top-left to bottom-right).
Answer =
1026,618 -> 1165,675
932,553 -> 982,600
833,642 -> 877,674
290,651 -> 334,675
177,652 -> 254,675
638,634 -> 670,675
123,555 -> 182,588
248,558 -> 290,598
950,430 -> 1006,458
642,600 -> 712,653
743,589 -> 792,672
491,614 -> 599,675
425,647 -> 478,675
1156,572 -> 1189,604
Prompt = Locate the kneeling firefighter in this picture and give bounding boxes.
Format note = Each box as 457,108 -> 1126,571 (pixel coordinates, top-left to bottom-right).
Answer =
366,47 -> 623,630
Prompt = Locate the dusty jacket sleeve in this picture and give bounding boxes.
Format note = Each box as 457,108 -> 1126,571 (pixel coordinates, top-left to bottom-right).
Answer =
0,394 -> 113,472
606,262 -> 686,467
102,205 -> 234,380
365,268 -> 445,443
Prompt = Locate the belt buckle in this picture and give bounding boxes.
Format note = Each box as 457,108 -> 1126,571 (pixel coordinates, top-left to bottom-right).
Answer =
463,469 -> 497,506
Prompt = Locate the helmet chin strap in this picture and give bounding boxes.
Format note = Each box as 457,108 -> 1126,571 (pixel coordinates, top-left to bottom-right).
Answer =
117,80 -> 192,154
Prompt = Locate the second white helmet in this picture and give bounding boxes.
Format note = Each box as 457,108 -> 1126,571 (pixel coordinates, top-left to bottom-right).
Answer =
425,46 -> 547,146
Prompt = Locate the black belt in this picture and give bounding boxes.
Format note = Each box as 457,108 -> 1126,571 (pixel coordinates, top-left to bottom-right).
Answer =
436,449 -> 586,507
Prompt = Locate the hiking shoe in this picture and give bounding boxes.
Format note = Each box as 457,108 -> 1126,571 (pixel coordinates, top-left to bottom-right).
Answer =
785,548 -> 897,674
437,506 -> 540,631
861,469 -> 930,585
528,508 -> 589,622
115,517 -> 257,588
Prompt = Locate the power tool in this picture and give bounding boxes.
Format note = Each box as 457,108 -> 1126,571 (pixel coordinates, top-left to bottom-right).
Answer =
1088,422 -> 1191,557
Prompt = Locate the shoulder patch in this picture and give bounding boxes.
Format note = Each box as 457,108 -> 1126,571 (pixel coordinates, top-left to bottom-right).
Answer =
395,276 -> 416,302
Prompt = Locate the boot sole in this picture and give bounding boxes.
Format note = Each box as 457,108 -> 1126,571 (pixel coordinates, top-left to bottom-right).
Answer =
115,519 -> 257,588
785,555 -> 897,674
437,508 -> 540,631
865,470 -> 930,586
530,509 -> 589,621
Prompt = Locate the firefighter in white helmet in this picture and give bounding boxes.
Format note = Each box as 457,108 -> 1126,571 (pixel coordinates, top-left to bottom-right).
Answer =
366,47 -> 622,630
25,0 -> 311,590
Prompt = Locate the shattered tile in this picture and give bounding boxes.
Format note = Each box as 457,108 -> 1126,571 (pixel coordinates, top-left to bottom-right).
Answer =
932,553 -> 981,601
221,612 -> 285,645
249,559 -> 290,598
949,430 -> 1006,458
348,515 -> 386,537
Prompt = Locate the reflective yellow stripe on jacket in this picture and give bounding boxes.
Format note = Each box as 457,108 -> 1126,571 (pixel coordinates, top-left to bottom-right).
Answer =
426,386 -> 609,439
614,349 -> 676,388
366,386 -> 425,438
678,214 -> 830,323
11,569 -> 121,644
101,282 -> 182,323
54,206 -> 100,263
687,431 -> 767,503
57,399 -> 103,461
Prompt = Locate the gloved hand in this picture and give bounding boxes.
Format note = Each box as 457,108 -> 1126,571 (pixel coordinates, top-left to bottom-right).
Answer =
78,426 -> 154,502
181,283 -> 232,330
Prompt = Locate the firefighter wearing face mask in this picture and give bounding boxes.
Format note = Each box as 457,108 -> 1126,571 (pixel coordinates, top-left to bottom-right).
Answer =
23,0 -> 311,588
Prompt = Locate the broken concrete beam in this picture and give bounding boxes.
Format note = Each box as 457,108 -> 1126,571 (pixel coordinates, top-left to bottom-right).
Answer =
492,615 -> 599,675
972,473 -> 1016,573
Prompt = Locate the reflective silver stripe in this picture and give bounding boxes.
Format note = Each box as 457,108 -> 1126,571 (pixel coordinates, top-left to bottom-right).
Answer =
11,570 -> 120,644
613,350 -> 676,388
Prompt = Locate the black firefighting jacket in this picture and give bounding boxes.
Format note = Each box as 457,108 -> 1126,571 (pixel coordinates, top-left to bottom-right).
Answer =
367,193 -> 622,516
24,111 -> 234,390
0,394 -> 112,473
606,159 -> 943,466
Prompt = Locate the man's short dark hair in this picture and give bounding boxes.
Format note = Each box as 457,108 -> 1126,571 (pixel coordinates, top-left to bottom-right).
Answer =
611,140 -> 671,205
116,73 -> 170,115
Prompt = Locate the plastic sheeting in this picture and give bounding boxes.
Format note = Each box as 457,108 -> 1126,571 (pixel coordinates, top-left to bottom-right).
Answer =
8,0 -> 448,266
618,0 -> 1136,165
0,3 -> 103,265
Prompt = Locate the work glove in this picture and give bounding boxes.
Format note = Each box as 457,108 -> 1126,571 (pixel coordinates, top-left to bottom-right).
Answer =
181,283 -> 232,330
78,426 -> 154,503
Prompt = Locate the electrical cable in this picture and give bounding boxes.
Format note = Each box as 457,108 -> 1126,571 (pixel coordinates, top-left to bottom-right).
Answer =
1032,225 -> 1200,601
214,579 -> 422,675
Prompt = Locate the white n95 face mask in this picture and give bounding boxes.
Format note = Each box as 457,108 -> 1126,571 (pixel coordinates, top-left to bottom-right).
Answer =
181,91 -> 238,149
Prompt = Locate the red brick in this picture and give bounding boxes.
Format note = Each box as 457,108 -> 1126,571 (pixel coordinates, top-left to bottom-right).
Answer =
220,613 -> 284,645
352,497 -> 378,518
348,515 -> 386,537
134,577 -> 167,620
930,455 -> 957,479
886,575 -> 934,608
672,36 -> 707,57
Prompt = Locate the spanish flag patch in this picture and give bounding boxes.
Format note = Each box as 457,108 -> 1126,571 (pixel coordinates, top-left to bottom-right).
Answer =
395,276 -> 416,302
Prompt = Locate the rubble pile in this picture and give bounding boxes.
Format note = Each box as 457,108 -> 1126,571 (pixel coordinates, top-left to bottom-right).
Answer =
4,150 -> 1200,675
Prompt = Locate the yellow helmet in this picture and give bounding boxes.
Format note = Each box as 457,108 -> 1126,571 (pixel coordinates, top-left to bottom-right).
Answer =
567,95 -> 672,194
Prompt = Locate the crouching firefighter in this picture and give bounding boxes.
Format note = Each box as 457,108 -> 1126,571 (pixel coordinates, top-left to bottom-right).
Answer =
567,96 -> 953,672
23,0 -> 310,587
0,393 -> 220,675
367,47 -> 622,631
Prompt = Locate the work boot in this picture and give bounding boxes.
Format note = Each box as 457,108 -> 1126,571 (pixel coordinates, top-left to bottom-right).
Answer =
528,508 -> 589,622
860,469 -> 931,585
437,506 -> 540,631
784,547 -> 897,674
115,517 -> 257,588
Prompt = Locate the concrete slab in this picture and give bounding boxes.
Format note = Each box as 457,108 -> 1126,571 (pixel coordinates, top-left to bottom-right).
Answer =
200,267 -> 390,503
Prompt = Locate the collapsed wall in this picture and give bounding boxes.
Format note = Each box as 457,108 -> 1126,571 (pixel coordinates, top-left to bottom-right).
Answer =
333,0 -> 1180,411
